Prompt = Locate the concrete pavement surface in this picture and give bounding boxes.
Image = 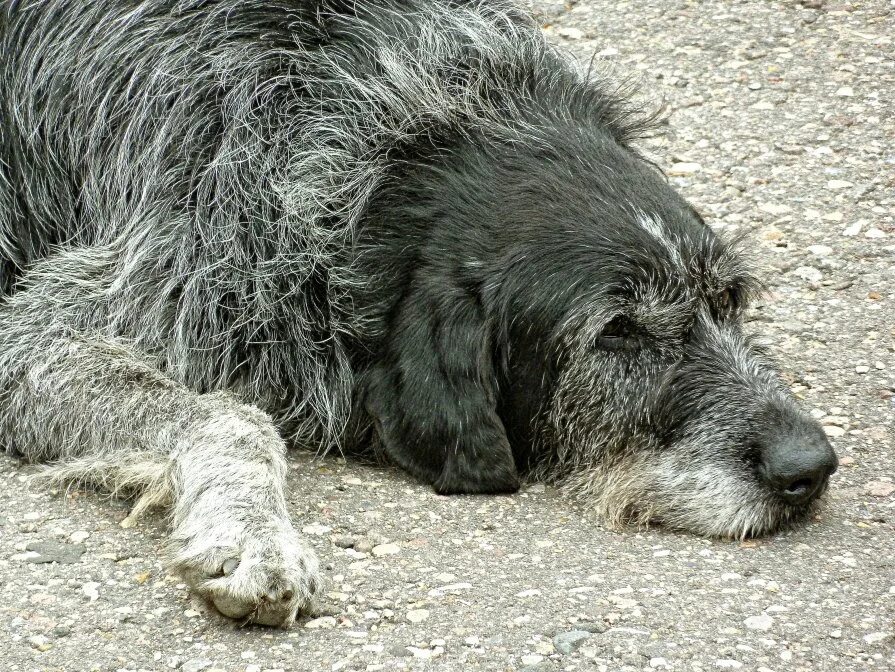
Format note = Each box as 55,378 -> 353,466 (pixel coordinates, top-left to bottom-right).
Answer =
1,1 -> 893,670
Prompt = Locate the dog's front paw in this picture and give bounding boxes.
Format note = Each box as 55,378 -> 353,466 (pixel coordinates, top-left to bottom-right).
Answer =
172,518 -> 321,627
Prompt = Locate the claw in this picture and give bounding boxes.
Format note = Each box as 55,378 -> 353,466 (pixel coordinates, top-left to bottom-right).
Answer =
222,558 -> 239,576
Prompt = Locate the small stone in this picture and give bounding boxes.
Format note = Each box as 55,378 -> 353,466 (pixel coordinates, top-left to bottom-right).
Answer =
516,589 -> 541,598
353,538 -> 374,554
608,595 -> 639,609
823,426 -> 846,438
864,480 -> 895,497
806,244 -> 833,256
428,582 -> 473,597
69,530 -> 90,544
181,660 -> 213,672
23,541 -> 86,564
534,640 -> 556,654
556,27 -> 584,39
372,543 -> 400,557
668,162 -> 703,175
521,654 -> 544,665
826,180 -> 853,190
406,609 -> 429,624
793,266 -> 822,282
302,523 -> 331,536
865,227 -> 886,239
715,661 -> 744,670
842,221 -> 863,236
304,616 -> 337,629
553,630 -> 592,655
389,644 -> 412,658
650,658 -> 671,669
863,632 -> 892,645
28,635 -> 53,652
777,144 -> 804,155
408,646 -> 443,660
855,365 -> 870,374
331,535 -> 356,549
82,582 -> 100,602
835,86 -> 854,97
744,615 -> 774,631
822,415 -> 849,427
53,624 -> 71,638
759,203 -> 791,216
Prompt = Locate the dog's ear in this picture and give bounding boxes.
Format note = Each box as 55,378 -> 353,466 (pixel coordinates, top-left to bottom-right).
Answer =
364,276 -> 519,495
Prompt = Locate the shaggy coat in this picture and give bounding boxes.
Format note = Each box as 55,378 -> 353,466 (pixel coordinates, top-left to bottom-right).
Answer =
0,0 -> 836,626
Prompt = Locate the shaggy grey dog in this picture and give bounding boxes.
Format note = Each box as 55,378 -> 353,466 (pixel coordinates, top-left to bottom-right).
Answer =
0,0 -> 837,626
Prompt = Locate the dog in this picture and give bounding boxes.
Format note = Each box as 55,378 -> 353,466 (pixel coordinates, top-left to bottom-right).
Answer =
0,0 -> 837,627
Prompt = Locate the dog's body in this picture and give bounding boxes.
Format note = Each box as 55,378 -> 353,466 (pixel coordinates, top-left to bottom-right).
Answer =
0,0 -> 836,626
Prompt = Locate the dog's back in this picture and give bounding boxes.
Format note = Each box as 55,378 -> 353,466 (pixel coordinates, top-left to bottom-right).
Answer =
0,0 -> 562,435
0,1 -> 325,284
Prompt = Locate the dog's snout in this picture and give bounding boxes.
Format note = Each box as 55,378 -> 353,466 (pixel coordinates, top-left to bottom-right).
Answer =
759,421 -> 838,506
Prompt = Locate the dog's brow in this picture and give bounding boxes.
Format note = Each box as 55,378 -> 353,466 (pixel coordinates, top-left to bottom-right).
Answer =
634,209 -> 685,271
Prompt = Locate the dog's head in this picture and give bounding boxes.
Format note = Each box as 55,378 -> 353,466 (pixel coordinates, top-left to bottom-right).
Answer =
360,120 -> 836,540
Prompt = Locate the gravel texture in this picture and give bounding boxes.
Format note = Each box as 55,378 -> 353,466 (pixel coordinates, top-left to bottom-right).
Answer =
2,1 -> 894,670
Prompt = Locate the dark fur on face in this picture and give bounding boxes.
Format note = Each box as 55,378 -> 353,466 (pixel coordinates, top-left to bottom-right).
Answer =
351,117 -> 836,538
0,0 -> 835,554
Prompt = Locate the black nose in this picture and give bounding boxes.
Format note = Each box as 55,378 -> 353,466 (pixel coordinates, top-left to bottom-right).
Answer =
759,419 -> 838,506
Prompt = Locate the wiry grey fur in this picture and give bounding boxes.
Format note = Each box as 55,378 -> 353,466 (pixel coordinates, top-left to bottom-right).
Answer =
0,0 -> 619,626
0,0 -> 836,627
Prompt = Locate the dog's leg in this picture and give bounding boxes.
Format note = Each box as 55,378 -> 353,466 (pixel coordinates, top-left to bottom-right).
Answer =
0,256 -> 320,626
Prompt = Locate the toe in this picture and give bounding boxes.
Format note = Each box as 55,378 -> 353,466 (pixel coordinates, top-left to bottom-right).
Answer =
265,584 -> 295,603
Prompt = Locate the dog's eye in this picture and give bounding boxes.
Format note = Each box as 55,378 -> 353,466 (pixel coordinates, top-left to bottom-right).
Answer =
595,316 -> 640,351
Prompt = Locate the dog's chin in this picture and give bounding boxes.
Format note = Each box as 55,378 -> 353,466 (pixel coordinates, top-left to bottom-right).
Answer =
645,496 -> 823,541
559,456 -> 827,540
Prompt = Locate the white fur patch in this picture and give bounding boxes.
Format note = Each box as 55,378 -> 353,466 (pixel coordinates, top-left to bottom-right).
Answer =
635,209 -> 684,270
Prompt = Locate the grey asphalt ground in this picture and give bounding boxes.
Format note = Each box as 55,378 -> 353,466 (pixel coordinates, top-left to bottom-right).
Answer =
2,1 -> 894,671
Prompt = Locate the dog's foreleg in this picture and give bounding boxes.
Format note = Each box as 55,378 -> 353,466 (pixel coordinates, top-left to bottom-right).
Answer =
0,269 -> 320,626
